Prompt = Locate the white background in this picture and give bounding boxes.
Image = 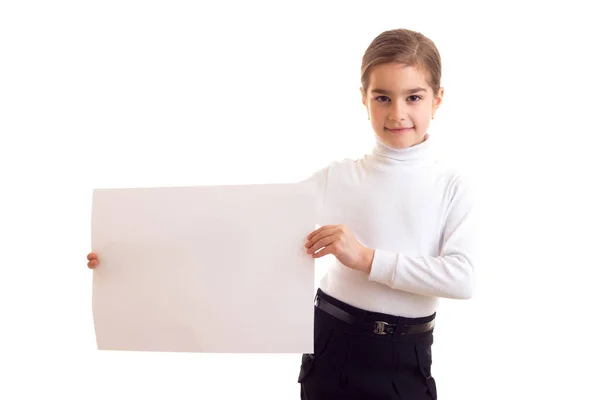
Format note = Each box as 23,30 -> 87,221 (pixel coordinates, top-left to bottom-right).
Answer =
1,1 -> 599,399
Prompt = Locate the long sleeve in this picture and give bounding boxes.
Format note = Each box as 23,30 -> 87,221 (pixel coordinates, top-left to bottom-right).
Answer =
300,165 -> 330,226
368,174 -> 479,299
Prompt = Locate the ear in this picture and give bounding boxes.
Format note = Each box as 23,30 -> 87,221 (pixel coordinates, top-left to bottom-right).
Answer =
360,87 -> 371,120
432,87 -> 444,114
360,87 -> 367,107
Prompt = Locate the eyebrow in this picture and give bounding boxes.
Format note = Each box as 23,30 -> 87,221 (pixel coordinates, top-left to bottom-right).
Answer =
371,87 -> 427,95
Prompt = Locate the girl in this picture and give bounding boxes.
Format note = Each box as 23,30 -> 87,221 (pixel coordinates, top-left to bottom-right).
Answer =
296,28 -> 476,399
87,28 -> 476,399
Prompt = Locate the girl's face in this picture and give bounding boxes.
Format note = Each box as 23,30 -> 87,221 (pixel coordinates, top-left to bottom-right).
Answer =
362,63 -> 443,149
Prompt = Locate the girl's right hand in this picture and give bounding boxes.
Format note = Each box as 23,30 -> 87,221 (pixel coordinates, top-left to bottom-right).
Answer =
87,252 -> 98,269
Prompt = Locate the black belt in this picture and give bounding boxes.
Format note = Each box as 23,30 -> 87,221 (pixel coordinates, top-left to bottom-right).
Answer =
314,294 -> 434,336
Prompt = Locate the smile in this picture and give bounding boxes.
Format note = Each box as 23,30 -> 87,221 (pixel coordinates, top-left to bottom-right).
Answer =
385,127 -> 413,134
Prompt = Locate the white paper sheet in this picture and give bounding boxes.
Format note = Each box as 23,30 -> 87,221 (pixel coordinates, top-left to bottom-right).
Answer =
91,182 -> 317,353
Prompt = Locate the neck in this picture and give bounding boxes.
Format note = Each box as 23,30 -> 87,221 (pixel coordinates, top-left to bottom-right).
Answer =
368,133 -> 437,168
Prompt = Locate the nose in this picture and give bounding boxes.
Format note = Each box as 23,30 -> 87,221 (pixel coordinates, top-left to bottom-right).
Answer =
388,101 -> 407,121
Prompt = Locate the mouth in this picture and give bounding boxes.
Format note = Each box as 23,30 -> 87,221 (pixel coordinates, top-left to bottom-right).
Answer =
385,127 -> 413,134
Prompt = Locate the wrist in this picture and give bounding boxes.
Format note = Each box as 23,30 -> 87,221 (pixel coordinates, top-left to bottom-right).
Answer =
361,247 -> 375,273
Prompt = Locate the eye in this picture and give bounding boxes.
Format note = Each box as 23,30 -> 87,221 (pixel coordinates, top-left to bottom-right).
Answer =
408,95 -> 422,102
375,95 -> 391,103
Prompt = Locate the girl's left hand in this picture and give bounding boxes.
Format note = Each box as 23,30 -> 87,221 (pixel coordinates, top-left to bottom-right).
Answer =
305,224 -> 375,273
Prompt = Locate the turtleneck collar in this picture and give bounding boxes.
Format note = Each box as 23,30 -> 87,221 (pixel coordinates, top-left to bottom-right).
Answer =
366,133 -> 438,169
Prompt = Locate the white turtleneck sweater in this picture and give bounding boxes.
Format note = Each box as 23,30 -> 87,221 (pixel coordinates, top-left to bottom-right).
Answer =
305,134 -> 478,318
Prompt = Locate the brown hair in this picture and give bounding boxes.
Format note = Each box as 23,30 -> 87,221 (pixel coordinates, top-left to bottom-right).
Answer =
361,29 -> 442,95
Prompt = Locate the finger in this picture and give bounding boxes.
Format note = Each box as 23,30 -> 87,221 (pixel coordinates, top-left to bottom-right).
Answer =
88,259 -> 98,268
306,226 -> 326,241
307,230 -> 343,252
87,253 -> 96,260
313,245 -> 334,259
307,236 -> 337,254
305,230 -> 330,248
306,225 -> 339,241
306,226 -> 339,247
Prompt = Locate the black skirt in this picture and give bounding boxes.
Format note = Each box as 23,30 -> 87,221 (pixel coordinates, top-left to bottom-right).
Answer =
298,288 -> 437,400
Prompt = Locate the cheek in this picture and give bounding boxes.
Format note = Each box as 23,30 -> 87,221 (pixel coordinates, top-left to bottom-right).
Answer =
369,103 -> 386,120
413,106 -> 432,125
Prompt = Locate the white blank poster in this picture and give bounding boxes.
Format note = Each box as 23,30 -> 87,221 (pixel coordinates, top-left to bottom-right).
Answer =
91,182 -> 317,353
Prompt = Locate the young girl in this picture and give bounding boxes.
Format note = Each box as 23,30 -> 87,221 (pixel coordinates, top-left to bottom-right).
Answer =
295,28 -> 476,399
87,28 -> 476,399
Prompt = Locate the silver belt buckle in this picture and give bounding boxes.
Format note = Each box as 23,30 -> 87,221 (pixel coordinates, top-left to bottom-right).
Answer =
373,321 -> 389,335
